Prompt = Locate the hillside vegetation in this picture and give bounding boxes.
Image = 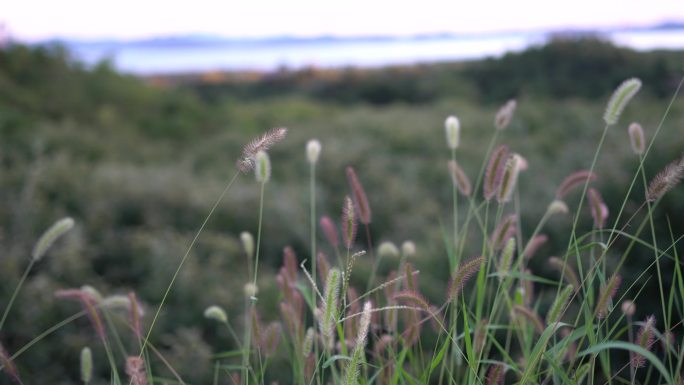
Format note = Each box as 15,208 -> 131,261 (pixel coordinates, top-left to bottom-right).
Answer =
0,37 -> 683,383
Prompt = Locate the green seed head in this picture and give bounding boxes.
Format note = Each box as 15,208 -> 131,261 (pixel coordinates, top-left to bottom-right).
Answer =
255,150 -> 271,183
32,217 -> 75,262
604,78 -> 642,125
401,241 -> 416,258
204,305 -> 228,323
80,347 -> 93,384
378,241 -> 400,259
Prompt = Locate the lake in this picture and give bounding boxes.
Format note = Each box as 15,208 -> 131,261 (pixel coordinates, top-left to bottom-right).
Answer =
68,29 -> 684,74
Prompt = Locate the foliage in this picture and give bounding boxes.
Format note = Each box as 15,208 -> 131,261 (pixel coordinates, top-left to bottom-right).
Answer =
0,38 -> 683,384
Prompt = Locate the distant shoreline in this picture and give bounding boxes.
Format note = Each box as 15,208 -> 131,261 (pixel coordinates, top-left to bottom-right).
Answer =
16,26 -> 684,76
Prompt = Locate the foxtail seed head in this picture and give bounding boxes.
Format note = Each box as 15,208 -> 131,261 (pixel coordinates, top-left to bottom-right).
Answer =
401,241 -> 416,258
621,300 -> 636,317
204,305 -> 228,323
498,237 -> 515,282
646,155 -> 684,202
448,256 -> 485,301
32,217 -> 75,262
490,214 -> 517,251
320,216 -> 339,248
473,318 -> 489,353
556,170 -> 597,199
523,234 -> 548,260
484,145 -> 509,200
631,315 -> 656,368
0,342 -> 20,384
547,200 -> 569,216
448,160 -> 472,197
378,241 -> 400,259
445,115 -> 460,149
512,305 -> 545,334
495,99 -> 517,130
342,196 -> 358,249
125,356 -> 147,385
261,322 -> 282,357
628,122 -> 645,155
240,231 -> 254,260
357,301 -> 372,347
343,301 -> 372,385
302,327 -> 315,357
307,139 -> 321,164
545,284 -> 574,327
81,347 -> 93,384
497,154 -> 522,203
244,282 -> 259,298
587,188 -> 608,229
321,268 -> 341,350
255,150 -> 271,183
346,166 -> 372,224
237,127 -> 287,173
548,257 -> 580,289
604,78 -> 642,125
595,274 -> 621,319
486,363 -> 505,385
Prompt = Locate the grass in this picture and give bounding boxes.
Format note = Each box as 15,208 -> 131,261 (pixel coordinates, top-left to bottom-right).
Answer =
2,41 -> 684,384
2,72 -> 684,385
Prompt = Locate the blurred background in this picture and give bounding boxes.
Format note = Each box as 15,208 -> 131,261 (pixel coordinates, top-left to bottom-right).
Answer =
1,1 -> 684,383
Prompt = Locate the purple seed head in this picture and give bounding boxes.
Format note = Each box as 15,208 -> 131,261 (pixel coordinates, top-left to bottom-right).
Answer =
342,196 -> 357,249
320,216 -> 339,249
484,145 -> 510,200
346,166 -> 372,225
556,170 -> 597,199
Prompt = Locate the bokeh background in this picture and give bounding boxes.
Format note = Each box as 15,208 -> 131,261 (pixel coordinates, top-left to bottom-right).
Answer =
1,1 -> 684,383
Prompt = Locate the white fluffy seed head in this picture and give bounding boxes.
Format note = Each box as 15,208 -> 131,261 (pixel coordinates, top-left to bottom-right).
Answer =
547,200 -> 569,216
357,301 -> 372,347
378,241 -> 400,259
401,241 -> 416,258
243,282 -> 259,298
307,139 -> 322,164
204,305 -> 228,323
240,231 -> 254,260
628,122 -> 645,155
445,115 -> 460,149
255,150 -> 271,183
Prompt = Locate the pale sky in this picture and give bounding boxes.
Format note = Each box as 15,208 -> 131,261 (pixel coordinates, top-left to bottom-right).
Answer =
3,0 -> 684,41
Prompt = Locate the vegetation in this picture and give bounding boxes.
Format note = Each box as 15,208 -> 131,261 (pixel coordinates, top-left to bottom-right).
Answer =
0,37 -> 683,384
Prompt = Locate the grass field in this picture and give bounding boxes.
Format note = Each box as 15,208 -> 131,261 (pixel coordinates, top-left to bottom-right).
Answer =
0,37 -> 684,384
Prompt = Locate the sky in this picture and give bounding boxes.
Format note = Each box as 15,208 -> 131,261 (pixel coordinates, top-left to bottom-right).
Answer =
3,0 -> 684,41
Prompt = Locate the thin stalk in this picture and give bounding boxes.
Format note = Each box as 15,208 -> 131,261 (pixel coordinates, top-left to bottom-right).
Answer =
253,181 -> 266,286
309,162 -> 321,385
451,147 -> 460,268
140,171 -> 239,356
245,180 -> 267,385
640,158 -> 668,328
310,162 -> 317,286
0,259 -> 35,331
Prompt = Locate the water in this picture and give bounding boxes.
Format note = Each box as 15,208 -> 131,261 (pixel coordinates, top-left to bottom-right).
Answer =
69,30 -> 684,75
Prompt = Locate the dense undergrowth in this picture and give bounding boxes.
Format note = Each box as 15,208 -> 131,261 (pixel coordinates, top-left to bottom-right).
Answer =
0,38 -> 683,384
